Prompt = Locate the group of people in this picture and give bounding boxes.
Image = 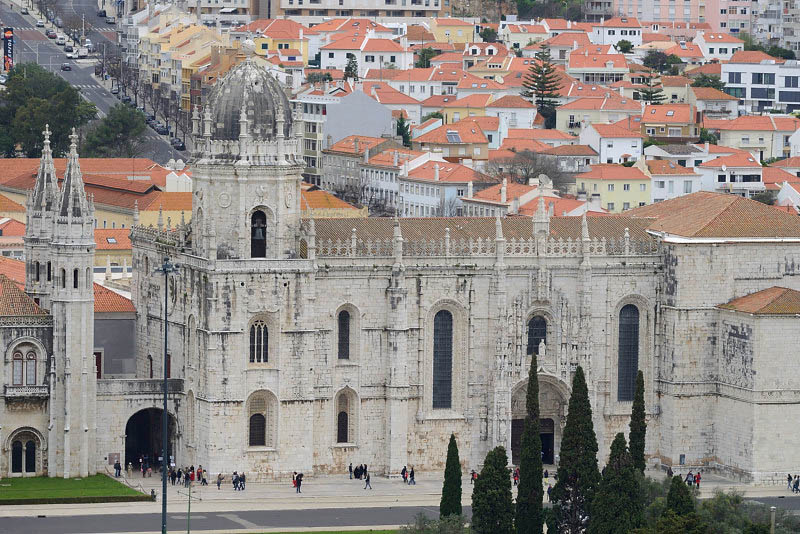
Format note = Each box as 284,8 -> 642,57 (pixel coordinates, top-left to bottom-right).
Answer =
168,465 -> 208,487
788,474 -> 800,493
292,472 -> 304,493
400,465 -> 416,485
683,471 -> 702,488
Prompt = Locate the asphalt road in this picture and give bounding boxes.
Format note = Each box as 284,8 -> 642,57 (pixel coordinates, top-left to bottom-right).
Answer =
0,504 -> 445,533
0,1 -> 186,164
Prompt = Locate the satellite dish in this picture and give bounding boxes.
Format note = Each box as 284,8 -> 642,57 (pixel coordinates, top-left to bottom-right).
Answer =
721,164 -> 726,171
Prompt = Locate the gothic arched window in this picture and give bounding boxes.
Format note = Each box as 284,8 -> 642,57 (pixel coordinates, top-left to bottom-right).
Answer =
433,310 -> 453,409
12,352 -> 22,385
249,320 -> 268,363
35,261 -> 40,282
618,304 -> 640,401
247,391 -> 277,448
73,269 -> 79,289
337,310 -> 350,360
249,414 -> 266,446
25,352 -> 36,385
334,389 -> 357,444
251,210 -> 267,258
527,316 -> 547,355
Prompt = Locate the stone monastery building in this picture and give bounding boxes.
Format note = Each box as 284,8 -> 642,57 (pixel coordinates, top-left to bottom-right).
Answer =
3,59 -> 800,483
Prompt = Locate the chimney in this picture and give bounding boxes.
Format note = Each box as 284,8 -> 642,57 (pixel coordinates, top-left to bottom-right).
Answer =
590,193 -> 602,211
501,177 -> 507,203
548,201 -> 554,216
393,150 -> 399,167
300,28 -> 303,40
510,197 -> 520,214
468,181 -> 474,198
354,137 -> 360,153
577,189 -> 587,201
434,163 -> 440,181
705,141 -> 710,152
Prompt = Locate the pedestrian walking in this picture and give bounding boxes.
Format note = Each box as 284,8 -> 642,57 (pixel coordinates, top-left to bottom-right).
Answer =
471,470 -> 477,484
364,472 -> 372,490
127,462 -> 133,478
547,484 -> 552,502
543,469 -> 549,479
694,472 -> 701,489
789,473 -> 794,490
114,460 -> 121,477
793,476 -> 799,494
292,472 -> 297,488
513,468 -> 519,486
409,467 -> 415,485
402,466 -> 408,484
685,472 -> 693,487
233,472 -> 240,490
240,472 -> 246,491
217,473 -> 224,490
349,463 -> 353,479
296,472 -> 303,493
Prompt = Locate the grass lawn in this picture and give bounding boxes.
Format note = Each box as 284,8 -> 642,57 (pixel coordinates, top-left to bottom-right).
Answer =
0,474 -> 143,501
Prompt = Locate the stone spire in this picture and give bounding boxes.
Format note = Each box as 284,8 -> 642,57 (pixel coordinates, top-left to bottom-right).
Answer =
533,195 -> 550,236
57,129 -> 90,219
31,124 -> 59,213
133,200 -> 140,226
238,103 -> 250,158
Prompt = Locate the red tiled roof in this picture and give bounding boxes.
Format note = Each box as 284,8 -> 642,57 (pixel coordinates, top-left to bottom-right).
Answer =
642,104 -> 694,123
568,53 -> 627,70
710,115 -> 800,131
0,274 -> 45,316
471,181 -> 536,203
414,121 -> 488,144
301,190 -> 361,211
577,164 -> 649,181
507,129 -> 577,140
699,153 -> 761,168
0,218 -> 25,236
435,18 -> 473,26
597,17 -> 642,28
540,144 -> 598,156
487,95 -> 534,109
558,95 -> 641,111
0,194 -> 24,212
646,160 -> 699,175
699,32 -> 744,44
95,229 -> 132,250
773,157 -> 800,169
719,287 -> 800,314
327,135 -> 386,154
590,123 -> 646,138
407,161 -> 494,183
691,86 -> 738,100
729,50 -> 783,63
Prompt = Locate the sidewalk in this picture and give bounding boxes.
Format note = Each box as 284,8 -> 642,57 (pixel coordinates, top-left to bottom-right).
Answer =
0,468 -> 797,519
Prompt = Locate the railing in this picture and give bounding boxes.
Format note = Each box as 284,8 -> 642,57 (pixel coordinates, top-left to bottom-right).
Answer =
4,385 -> 49,398
97,378 -> 184,396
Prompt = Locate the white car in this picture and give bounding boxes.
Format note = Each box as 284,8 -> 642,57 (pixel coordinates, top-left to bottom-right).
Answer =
55,35 -> 66,45
35,20 -> 44,27
66,51 -> 77,59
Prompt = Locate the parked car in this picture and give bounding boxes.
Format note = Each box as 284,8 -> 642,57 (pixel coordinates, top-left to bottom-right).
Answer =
120,95 -> 132,104
55,17 -> 63,28
0,74 -> 7,85
35,19 -> 44,27
97,9 -> 106,17
55,35 -> 66,45
60,63 -> 71,71
20,7 -> 28,14
106,16 -> 116,24
155,123 -> 169,135
46,29 -> 57,39
171,139 -> 186,151
66,51 -> 77,59
110,86 -> 119,95
64,45 -> 73,53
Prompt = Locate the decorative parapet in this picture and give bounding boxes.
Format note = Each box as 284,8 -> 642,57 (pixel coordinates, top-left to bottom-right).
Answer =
130,225 -> 181,248
0,316 -> 53,327
97,378 -> 185,396
4,385 -> 49,398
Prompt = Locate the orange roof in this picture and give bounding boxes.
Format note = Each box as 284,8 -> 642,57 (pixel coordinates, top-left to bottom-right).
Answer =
729,50 -> 783,63
533,32 -> 591,48
762,166 -> 800,187
441,93 -> 494,108
665,43 -> 704,58
469,182 -> 536,204
558,95 -> 641,111
95,229 -> 132,250
646,160 -> 698,175
0,218 -> 25,236
518,196 -> 605,216
414,120 -> 488,145
0,274 -> 45,316
462,116 -> 500,131
505,24 -> 547,34
710,115 -> 800,132
699,32 -> 744,44
0,193 -> 24,212
685,63 -> 722,77
699,153 -> 761,168
407,161 -> 494,183
577,164 -> 649,181
406,25 -> 436,42
499,138 -> 552,153
661,75 -> 691,87
138,192 -> 193,212
301,190 -> 361,211
642,104 -> 694,123
366,148 -> 425,168
774,157 -> 800,169
457,76 -> 505,91
362,81 -> 419,105
235,18 -> 317,38
642,33 -> 673,43
312,18 -> 390,33
597,17 -> 642,28
541,144 -> 598,156
487,95 -> 534,109
628,191 -> 800,238
563,83 -> 615,98
507,129 -> 577,140
327,135 -> 386,154
568,53 -> 627,70
362,38 -> 405,52
590,123 -> 646,138
435,17 -> 473,26
719,287 -> 800,315
691,86 -> 738,100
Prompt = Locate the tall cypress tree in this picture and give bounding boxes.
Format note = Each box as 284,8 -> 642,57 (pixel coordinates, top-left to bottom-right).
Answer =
516,354 -> 543,534
629,371 -> 647,473
588,433 -> 643,534
472,446 -> 515,534
440,433 -> 462,518
521,46 -> 561,128
666,475 -> 695,516
551,366 -> 601,534
639,72 -> 666,105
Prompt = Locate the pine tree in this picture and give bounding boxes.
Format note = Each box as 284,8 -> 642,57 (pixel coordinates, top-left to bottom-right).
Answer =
629,370 -> 646,473
440,433 -> 462,518
472,446 -> 515,534
666,475 -> 695,516
588,433 -> 643,534
521,46 -> 561,127
639,72 -> 666,105
516,354 -> 543,534
345,55 -> 359,81
551,366 -> 601,534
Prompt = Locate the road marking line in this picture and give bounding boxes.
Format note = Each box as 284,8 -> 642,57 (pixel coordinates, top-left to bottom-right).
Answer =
219,513 -> 260,528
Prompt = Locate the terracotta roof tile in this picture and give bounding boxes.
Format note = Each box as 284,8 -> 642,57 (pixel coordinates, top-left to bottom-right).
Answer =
327,135 -> 386,154
719,287 -> 800,314
700,32 -> 744,44
0,193 -> 24,212
568,53 -> 627,70
0,218 -> 25,236
699,153 -> 761,168
642,104 -> 694,123
578,164 -> 650,181
685,63 -> 722,77
627,191 -> 800,238
471,182 -> 537,203
414,120 -> 488,144
597,17 -> 643,28
540,144 -> 597,156
729,50 -> 783,63
646,160 -> 699,175
591,123 -> 646,138
691,86 -> 738,100
95,229 -> 132,250
407,161 -> 494,183
487,95 -> 534,109
0,274 -> 45,316
94,283 -> 136,313
774,157 -> 800,169
301,190 -> 361,211
661,75 -> 691,86
559,95 -> 641,111
138,192 -> 193,212
507,128 -> 577,140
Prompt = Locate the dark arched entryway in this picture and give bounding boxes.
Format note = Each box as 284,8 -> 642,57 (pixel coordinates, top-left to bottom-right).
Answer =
251,210 -> 267,258
125,408 -> 177,471
511,417 -> 555,465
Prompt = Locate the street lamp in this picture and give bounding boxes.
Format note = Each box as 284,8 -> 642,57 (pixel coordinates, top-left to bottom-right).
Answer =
154,256 -> 179,534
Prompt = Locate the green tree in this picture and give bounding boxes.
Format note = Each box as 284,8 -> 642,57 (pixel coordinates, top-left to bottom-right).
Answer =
396,116 -> 411,148
345,55 -> 359,81
0,62 -> 97,157
632,511 -> 710,534
639,72 -> 666,105
516,354 -> 543,534
521,47 -> 561,129
691,74 -> 725,91
480,27 -> 498,43
643,51 -> 669,72
666,475 -> 695,516
589,433 -> 643,534
415,47 -> 440,68
440,433 -> 462,518
307,71 -> 333,84
616,39 -> 634,54
83,103 -> 147,158
551,366 -> 601,534
421,111 -> 444,122
698,128 -> 718,145
766,45 -> 796,60
752,190 -> 776,205
629,370 -> 646,473
472,446 -> 514,534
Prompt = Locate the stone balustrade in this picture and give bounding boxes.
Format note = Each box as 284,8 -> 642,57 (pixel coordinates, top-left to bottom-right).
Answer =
4,385 -> 49,398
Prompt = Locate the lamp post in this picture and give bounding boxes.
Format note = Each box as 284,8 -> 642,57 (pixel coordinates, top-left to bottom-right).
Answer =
155,256 -> 179,534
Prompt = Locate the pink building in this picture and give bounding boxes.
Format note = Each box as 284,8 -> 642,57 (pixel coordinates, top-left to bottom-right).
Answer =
705,0 -> 753,33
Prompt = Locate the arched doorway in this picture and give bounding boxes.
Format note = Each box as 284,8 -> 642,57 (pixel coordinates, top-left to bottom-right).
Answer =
510,375 -> 568,466
125,408 -> 177,471
7,429 -> 43,477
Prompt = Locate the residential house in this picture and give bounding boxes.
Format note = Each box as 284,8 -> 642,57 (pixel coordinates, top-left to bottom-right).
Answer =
460,179 -> 542,217
710,115 -> 800,161
689,86 -> 738,119
579,123 -> 645,164
400,160 -> 495,216
441,93 -> 494,123
506,128 -> 579,148
499,23 -> 549,50
590,17 -> 644,47
721,51 -> 796,112
539,144 -> 599,174
362,81 -> 423,124
321,135 -> 401,197
556,95 -> 642,135
431,18 -> 475,44
694,32 -> 744,62
697,152 -> 764,198
231,19 -> 318,65
566,51 -> 628,84
661,76 -> 692,103
485,95 -> 536,129
575,163 -> 650,212
639,104 -> 699,142
642,160 -> 702,203
664,41 -> 705,66
320,34 -> 413,77
412,119 -> 490,163
772,156 -> 800,177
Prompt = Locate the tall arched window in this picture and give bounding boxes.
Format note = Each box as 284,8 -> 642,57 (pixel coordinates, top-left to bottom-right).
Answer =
249,320 -> 268,363
11,441 -> 22,473
618,304 -> 640,401
527,316 -> 547,355
334,388 -> 357,444
47,261 -> 51,282
337,393 -> 349,443
35,261 -> 40,282
249,414 -> 266,446
337,310 -> 350,360
12,352 -> 23,385
73,269 -> 79,289
433,310 -> 453,409
251,210 -> 267,258
247,390 -> 277,448
24,440 -> 36,473
187,316 -> 197,369
148,355 -> 153,379
60,268 -> 66,289
25,352 -> 36,385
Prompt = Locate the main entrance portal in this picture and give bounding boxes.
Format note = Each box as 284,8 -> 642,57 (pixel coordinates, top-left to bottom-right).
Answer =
124,408 -> 177,470
510,374 -> 568,466
511,417 -> 555,465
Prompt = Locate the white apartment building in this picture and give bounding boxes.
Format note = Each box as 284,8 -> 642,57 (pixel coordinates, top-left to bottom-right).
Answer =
642,160 -> 703,203
321,34 -> 413,77
579,123 -> 644,164
694,32 -> 744,62
697,152 -> 765,198
722,54 -> 800,113
590,17 -> 644,47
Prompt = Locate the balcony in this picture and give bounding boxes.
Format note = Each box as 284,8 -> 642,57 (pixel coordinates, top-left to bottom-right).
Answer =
4,385 -> 49,398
